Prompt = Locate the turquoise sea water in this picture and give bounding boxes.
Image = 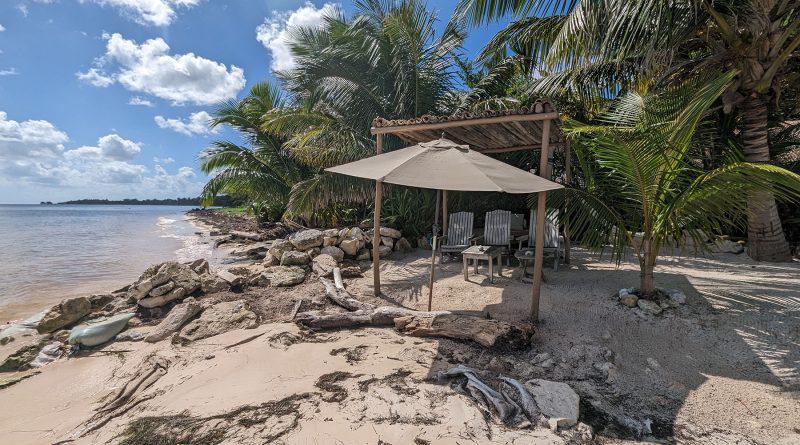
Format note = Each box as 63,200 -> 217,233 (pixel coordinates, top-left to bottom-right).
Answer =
0,205 -> 212,321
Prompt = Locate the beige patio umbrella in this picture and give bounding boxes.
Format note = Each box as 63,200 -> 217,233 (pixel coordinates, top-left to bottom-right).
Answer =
326,138 -> 563,310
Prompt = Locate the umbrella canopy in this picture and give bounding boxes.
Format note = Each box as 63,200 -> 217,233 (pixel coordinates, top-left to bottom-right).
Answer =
325,138 -> 563,193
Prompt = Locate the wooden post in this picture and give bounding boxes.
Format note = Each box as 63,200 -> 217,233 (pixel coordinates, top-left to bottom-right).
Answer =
531,119 -> 551,321
442,190 -> 449,238
427,189 -> 441,311
373,135 -> 383,296
563,139 -> 572,264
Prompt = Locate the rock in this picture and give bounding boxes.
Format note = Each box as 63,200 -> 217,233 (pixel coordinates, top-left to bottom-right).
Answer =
281,250 -> 310,266
0,370 -> 40,389
321,246 -> 344,262
618,288 -> 630,298
525,379 -> 580,428
323,228 -> 339,237
139,286 -> 186,309
68,313 -> 136,347
312,254 -> 338,277
116,329 -> 148,342
637,299 -> 663,315
418,236 -> 431,250
289,229 -> 324,250
268,239 -> 293,260
305,247 -> 321,258
620,294 -> 639,308
188,258 -> 210,274
230,230 -> 264,241
229,242 -> 269,258
150,281 -> 176,297
263,252 -> 278,266
36,296 -> 91,334
356,248 -> 371,261
379,227 -> 402,239
666,289 -> 687,305
711,239 -> 744,254
262,266 -> 307,287
378,245 -> 393,258
339,266 -> 363,277
339,238 -> 363,256
88,293 -> 116,311
145,301 -> 203,343
323,236 -> 338,247
0,340 -> 45,372
29,342 -> 63,368
216,269 -> 244,287
394,237 -> 413,252
381,236 -> 394,249
178,300 -> 258,343
129,262 -> 201,308
200,273 -> 230,294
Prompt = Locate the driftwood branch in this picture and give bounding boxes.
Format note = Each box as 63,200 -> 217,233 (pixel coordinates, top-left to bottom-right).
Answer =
297,278 -> 533,349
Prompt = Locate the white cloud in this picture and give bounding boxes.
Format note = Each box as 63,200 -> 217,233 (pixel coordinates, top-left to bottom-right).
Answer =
0,24 -> 5,32
77,33 -> 245,105
0,68 -> 20,76
256,2 -> 336,72
153,156 -> 174,164
17,4 -> 29,17
76,0 -> 202,27
154,111 -> 217,136
0,111 -> 202,197
128,96 -> 154,107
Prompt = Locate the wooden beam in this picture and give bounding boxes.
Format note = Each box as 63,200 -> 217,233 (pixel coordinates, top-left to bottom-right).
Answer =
371,112 -> 560,135
373,135 -> 383,296
531,119 -> 551,321
480,142 -> 563,154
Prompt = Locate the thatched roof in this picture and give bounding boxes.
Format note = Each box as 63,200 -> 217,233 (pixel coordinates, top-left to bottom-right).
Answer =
370,101 -> 563,154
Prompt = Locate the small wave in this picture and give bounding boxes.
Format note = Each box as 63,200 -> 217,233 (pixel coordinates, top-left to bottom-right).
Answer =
157,217 -> 177,226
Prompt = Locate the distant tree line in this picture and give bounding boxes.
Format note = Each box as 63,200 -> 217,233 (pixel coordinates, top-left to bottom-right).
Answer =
58,195 -> 242,207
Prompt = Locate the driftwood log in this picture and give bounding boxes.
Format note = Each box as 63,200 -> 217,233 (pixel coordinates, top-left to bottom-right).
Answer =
296,270 -> 533,350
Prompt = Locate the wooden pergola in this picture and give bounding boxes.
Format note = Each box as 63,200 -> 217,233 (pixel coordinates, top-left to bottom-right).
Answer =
369,101 -> 568,320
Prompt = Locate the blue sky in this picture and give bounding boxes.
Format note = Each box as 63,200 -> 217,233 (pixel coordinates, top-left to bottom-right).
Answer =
0,0 -> 505,203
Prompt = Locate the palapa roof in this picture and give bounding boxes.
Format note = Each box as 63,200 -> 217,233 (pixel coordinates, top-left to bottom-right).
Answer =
370,100 -> 563,154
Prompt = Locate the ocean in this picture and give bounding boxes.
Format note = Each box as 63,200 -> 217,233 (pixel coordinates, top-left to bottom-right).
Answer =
0,204 -> 214,323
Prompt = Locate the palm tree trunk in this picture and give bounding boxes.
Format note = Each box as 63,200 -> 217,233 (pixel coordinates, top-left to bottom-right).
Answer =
740,94 -> 792,261
639,240 -> 657,295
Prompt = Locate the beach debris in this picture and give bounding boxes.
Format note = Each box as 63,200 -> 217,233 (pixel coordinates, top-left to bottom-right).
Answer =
36,296 -> 92,334
127,261 -> 201,308
260,265 -> 307,287
439,365 -> 523,425
289,229 -> 324,250
177,300 -> 258,343
144,300 -> 203,343
29,341 -> 64,368
67,312 -> 135,347
296,277 -> 533,349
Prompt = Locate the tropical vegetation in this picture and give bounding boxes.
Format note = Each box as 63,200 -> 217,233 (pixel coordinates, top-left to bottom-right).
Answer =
200,0 -> 800,268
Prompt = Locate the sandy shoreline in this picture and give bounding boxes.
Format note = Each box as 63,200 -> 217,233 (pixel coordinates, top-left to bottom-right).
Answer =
1,215 -> 798,444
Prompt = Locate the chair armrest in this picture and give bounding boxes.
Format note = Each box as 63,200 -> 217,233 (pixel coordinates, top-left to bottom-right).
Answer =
471,235 -> 483,245
516,234 -> 529,250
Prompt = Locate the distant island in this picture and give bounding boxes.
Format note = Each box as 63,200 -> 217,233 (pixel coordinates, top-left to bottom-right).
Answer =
56,196 -> 240,206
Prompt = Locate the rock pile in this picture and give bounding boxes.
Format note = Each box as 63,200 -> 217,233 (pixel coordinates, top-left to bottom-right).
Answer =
617,288 -> 687,316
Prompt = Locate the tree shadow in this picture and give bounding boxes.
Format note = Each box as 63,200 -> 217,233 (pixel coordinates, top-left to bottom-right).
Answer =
353,249 -> 800,440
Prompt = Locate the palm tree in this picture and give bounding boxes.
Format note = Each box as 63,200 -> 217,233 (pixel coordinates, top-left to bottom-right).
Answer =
547,72 -> 800,295
261,0 -> 464,218
199,81 -> 309,212
460,0 -> 800,260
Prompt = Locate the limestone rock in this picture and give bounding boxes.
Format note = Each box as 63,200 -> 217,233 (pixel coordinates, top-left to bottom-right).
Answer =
381,236 -> 394,249
115,328 -> 149,342
394,237 -> 413,252
525,379 -> 580,428
711,239 -> 744,254
129,262 -> 201,308
150,281 -> 176,297
339,266 -> 363,278
229,242 -> 269,258
0,341 -> 44,372
637,299 -> 662,315
289,229 -> 324,250
323,228 -> 339,237
200,273 -> 230,294
379,227 -> 402,239
339,238 -> 363,256
263,252 -> 278,266
268,239 -> 293,260
378,245 -> 393,258
262,266 -> 306,287
178,300 -> 258,343
620,294 -> 639,308
230,231 -> 265,241
145,301 -> 203,343
36,296 -> 91,334
281,250 -> 310,266
356,248 -> 371,261
305,247 -> 321,258
88,293 -> 116,311
312,254 -> 338,277
321,246 -> 344,262
666,289 -> 687,305
418,236 -> 431,250
323,236 -> 338,247
216,269 -> 244,287
188,258 -> 210,274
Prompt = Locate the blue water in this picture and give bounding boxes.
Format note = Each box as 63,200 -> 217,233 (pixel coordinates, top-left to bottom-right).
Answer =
0,205 -> 212,321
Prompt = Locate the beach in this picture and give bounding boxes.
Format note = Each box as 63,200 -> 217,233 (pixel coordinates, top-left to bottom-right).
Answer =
0,211 -> 798,444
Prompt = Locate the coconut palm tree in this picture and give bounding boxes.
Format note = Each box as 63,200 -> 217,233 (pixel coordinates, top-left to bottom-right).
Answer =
547,72 -> 800,295
261,0 -> 464,218
199,81 -> 309,212
460,0 -> 800,260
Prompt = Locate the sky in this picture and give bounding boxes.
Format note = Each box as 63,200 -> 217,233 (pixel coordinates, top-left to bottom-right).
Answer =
0,0 -> 505,204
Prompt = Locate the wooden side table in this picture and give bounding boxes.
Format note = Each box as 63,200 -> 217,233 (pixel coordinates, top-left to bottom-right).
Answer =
461,245 -> 502,283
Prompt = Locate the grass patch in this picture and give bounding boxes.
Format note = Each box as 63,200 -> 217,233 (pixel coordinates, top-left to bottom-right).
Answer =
216,207 -> 248,215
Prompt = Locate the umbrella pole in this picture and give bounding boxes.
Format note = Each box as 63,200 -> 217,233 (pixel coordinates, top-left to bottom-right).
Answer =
427,189 -> 441,311
373,135 -> 383,297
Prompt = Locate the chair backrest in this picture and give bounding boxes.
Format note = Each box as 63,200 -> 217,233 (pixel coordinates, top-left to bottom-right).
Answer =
484,210 -> 511,246
446,212 -> 473,246
529,209 -> 560,248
